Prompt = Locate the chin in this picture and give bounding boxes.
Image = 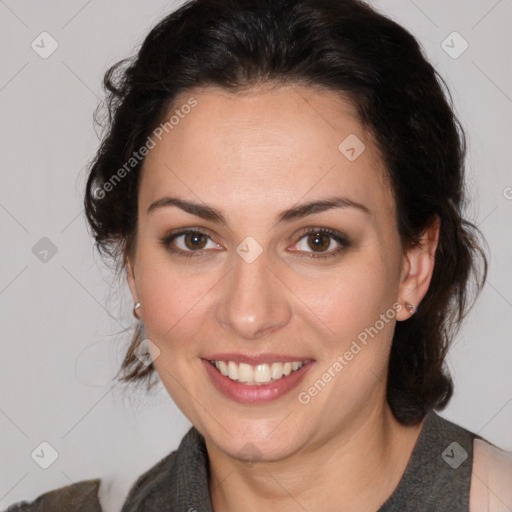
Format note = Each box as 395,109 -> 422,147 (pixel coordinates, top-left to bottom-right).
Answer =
202,417 -> 307,463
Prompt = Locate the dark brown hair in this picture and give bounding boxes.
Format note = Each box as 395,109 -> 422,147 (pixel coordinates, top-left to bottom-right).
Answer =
84,0 -> 488,424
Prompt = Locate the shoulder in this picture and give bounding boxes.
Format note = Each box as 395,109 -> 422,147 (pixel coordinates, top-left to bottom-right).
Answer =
120,427 -> 207,510
120,447 -> 179,506
3,449 -> 181,512
4,429 -> 200,512
470,438 -> 512,512
4,479 -> 102,511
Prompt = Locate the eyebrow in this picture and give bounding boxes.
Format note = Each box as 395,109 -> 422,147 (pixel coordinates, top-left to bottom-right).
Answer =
147,195 -> 372,224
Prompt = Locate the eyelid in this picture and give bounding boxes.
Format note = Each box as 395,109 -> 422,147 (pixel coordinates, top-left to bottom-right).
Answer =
160,227 -> 221,257
290,227 -> 350,258
160,226 -> 350,258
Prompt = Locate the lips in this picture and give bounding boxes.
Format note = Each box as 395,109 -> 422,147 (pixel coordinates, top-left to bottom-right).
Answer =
201,354 -> 314,404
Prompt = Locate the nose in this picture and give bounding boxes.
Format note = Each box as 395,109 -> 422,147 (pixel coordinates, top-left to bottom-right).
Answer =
214,249 -> 293,340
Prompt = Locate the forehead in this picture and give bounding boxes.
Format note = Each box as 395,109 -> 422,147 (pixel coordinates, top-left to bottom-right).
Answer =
139,84 -> 393,219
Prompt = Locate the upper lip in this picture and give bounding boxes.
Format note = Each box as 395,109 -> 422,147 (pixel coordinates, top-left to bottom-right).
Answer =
202,353 -> 314,365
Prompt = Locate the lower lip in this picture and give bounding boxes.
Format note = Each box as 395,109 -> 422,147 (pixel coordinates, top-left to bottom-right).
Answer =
202,359 -> 314,404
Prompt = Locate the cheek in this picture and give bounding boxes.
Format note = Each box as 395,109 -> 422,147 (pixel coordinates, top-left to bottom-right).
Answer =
296,271 -> 399,410
136,250 -> 216,346
294,255 -> 398,348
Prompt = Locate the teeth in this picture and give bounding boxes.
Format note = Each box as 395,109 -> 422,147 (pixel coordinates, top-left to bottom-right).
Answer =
271,362 -> 283,379
227,361 -> 238,380
210,359 -> 306,385
218,360 -> 228,375
238,363 -> 253,383
254,364 -> 272,383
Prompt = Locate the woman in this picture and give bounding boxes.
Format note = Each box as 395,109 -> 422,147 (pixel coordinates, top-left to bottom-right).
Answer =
7,0 -> 511,510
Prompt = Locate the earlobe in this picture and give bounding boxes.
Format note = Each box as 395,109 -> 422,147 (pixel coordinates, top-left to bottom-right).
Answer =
127,258 -> 143,320
396,215 -> 440,321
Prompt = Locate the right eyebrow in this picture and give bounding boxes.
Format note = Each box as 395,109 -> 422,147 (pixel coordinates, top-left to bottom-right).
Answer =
147,196 -> 226,223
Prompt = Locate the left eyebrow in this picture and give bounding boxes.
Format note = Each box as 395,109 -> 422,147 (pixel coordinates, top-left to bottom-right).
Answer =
275,196 -> 372,224
146,195 -> 372,225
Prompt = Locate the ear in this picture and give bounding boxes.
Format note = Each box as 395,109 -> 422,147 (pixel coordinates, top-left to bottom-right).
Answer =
396,215 -> 440,321
126,256 -> 139,305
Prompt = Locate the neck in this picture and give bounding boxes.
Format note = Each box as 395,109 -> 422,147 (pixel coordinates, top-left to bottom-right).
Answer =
207,402 -> 425,512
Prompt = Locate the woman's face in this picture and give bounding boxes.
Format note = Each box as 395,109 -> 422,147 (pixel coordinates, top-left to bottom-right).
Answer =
128,84 -> 425,461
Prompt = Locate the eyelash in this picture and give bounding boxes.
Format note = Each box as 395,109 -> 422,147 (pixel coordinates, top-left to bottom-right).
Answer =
159,227 -> 350,259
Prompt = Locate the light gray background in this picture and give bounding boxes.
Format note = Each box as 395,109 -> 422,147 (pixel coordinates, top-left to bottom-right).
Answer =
0,0 -> 511,510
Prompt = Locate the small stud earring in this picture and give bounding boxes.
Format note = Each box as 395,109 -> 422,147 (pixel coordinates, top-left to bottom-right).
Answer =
406,303 -> 415,313
133,302 -> 141,318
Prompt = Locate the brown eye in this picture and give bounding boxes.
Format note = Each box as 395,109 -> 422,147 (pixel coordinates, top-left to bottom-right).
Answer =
160,229 -> 221,257
291,227 -> 350,259
183,232 -> 208,250
307,232 -> 331,252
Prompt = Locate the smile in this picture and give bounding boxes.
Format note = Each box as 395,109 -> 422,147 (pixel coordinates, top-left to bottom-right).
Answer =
202,356 -> 315,404
209,359 -> 310,385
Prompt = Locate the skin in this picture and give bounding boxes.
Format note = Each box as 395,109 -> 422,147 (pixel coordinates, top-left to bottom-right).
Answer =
127,83 -> 440,512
